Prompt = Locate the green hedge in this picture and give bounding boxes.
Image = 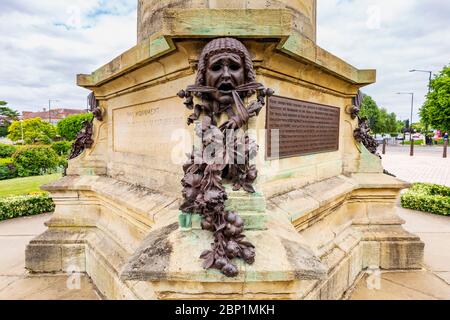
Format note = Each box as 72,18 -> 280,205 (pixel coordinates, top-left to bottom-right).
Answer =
51,141 -> 72,156
401,140 -> 425,145
0,157 -> 17,180
57,113 -> 93,141
0,194 -> 55,221
0,143 -> 16,158
401,183 -> 450,216
12,145 -> 59,177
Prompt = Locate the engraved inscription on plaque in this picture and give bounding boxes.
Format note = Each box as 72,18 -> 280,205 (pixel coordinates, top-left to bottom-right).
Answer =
266,96 -> 340,159
113,102 -> 185,157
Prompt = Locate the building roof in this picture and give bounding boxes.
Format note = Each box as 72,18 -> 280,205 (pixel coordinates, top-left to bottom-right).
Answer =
22,108 -> 86,121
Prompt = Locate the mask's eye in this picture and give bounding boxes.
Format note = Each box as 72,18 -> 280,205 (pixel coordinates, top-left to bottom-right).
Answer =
211,64 -> 222,72
229,63 -> 241,71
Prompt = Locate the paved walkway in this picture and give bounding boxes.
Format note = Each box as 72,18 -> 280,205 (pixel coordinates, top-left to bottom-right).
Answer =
0,214 -> 99,300
0,207 -> 448,300
381,145 -> 450,186
349,207 -> 450,300
0,148 -> 448,300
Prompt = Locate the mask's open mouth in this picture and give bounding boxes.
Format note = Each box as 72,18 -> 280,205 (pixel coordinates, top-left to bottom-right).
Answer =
218,83 -> 234,93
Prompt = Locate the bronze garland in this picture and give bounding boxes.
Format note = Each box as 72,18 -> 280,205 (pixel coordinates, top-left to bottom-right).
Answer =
352,91 -> 380,156
69,120 -> 94,160
178,38 -> 273,277
351,91 -> 396,177
68,92 -> 102,161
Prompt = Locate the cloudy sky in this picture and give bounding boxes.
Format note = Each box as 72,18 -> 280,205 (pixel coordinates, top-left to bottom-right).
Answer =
0,0 -> 449,123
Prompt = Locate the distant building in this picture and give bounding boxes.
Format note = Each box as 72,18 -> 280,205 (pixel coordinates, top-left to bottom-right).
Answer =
22,108 -> 86,125
0,115 -> 8,125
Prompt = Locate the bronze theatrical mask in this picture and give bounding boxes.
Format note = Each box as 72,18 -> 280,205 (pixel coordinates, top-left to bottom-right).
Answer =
178,38 -> 273,277
205,52 -> 245,105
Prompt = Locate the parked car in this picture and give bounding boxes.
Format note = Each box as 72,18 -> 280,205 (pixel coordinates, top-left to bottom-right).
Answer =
374,134 -> 384,143
374,134 -> 393,143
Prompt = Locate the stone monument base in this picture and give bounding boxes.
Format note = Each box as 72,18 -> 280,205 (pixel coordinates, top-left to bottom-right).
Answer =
26,173 -> 423,300
25,3 -> 424,299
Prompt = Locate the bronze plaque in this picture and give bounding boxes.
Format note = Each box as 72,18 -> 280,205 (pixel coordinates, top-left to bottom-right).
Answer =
266,96 -> 340,159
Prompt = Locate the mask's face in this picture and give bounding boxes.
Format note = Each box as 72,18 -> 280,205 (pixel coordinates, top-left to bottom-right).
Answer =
205,52 -> 245,105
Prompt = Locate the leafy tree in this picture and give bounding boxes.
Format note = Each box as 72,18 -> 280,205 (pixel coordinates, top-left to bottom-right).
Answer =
404,119 -> 410,131
51,141 -> 72,156
360,94 -> 381,132
359,94 -> 401,134
381,109 -> 399,134
412,122 -> 427,133
0,102 -> 20,138
7,118 -> 56,144
420,65 -> 450,132
57,113 -> 93,141
0,107 -> 19,120
0,126 -> 7,138
396,120 -> 405,133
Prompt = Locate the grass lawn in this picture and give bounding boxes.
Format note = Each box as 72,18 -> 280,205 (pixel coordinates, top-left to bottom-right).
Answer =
0,173 -> 61,198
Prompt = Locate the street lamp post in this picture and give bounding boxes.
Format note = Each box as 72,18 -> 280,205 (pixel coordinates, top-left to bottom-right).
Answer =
20,120 -> 24,143
410,69 -> 433,93
48,99 -> 60,124
397,92 -> 415,156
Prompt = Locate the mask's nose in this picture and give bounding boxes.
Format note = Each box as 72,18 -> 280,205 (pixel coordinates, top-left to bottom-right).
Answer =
221,66 -> 231,82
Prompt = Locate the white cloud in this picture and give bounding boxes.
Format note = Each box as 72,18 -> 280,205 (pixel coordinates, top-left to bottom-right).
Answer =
0,0 -> 137,112
317,0 -> 450,123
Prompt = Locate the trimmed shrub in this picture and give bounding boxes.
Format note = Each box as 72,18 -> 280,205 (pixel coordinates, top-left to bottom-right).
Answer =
57,113 -> 93,141
401,183 -> 450,216
0,125 -> 8,138
51,140 -> 72,156
0,194 -> 55,221
12,145 -> 59,177
0,143 -> 16,158
58,156 -> 68,169
0,157 -> 17,180
402,140 -> 425,146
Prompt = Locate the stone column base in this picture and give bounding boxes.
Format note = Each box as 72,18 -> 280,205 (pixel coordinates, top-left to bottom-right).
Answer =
26,173 -> 424,300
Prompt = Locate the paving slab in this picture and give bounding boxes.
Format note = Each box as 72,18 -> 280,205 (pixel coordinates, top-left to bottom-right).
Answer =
0,214 -> 51,236
0,213 -> 101,301
0,276 -> 20,291
0,275 -> 100,300
397,208 -> 450,234
350,274 -> 438,300
436,273 -> 450,285
416,233 -> 450,273
381,150 -> 450,187
351,203 -> 450,300
0,236 -> 35,276
0,204 -> 448,300
382,272 -> 450,300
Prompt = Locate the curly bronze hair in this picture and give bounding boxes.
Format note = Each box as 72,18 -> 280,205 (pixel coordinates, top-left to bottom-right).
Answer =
195,38 -> 256,93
